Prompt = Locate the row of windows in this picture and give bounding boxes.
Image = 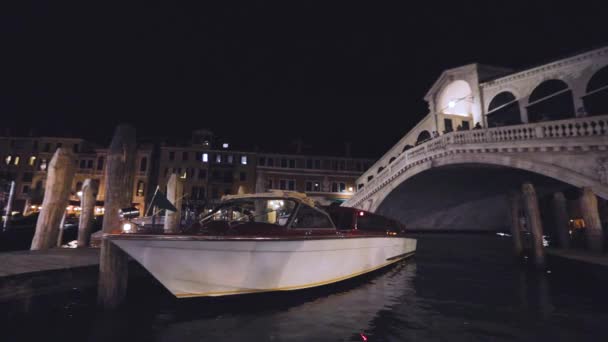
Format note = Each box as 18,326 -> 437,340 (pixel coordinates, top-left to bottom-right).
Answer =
268,179 -> 350,193
258,156 -> 369,172
7,140 -> 80,153
168,151 -> 248,165
163,167 -> 248,182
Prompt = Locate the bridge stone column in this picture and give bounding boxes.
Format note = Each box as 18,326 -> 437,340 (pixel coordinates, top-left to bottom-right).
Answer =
508,191 -> 524,258
518,101 -> 529,123
522,183 -> 545,268
580,187 -> 603,253
552,192 -> 570,249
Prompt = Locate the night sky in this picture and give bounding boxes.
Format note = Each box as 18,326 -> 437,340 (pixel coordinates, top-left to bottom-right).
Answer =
2,1 -> 607,157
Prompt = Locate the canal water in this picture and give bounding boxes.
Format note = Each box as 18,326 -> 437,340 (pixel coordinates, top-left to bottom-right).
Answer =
3,233 -> 608,341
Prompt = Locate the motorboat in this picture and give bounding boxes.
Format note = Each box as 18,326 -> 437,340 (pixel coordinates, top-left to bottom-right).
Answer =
107,191 -> 416,298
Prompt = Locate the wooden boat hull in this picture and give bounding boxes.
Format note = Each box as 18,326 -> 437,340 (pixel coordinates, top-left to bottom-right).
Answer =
110,236 -> 416,298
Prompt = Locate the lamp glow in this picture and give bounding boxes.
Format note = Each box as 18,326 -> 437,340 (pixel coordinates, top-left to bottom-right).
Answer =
122,223 -> 133,233
448,100 -> 456,108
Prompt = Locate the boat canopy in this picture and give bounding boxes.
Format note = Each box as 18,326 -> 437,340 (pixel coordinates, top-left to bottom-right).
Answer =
221,191 -> 316,208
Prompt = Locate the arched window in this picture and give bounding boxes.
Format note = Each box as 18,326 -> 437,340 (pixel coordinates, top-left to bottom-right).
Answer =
527,79 -> 574,122
487,92 -> 521,127
377,166 -> 385,174
367,175 -> 374,182
402,145 -> 413,152
415,131 -> 431,145
389,157 -> 396,164
584,65 -> 608,116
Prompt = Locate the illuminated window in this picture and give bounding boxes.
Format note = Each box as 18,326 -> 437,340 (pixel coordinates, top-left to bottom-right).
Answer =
216,154 -> 222,163
4,155 -> 11,165
136,181 -> 145,197
240,155 -> 248,165
28,156 -> 36,166
305,181 -> 321,192
14,156 -> 20,165
222,143 -> 229,149
202,153 -> 208,162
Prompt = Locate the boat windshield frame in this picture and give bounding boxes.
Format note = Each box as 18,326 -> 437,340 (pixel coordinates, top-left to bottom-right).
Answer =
200,196 -> 336,230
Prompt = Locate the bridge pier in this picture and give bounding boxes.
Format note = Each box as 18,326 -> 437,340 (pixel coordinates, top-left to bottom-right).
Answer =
522,183 -> 545,268
552,192 -> 570,249
580,187 -> 603,253
508,191 -> 524,258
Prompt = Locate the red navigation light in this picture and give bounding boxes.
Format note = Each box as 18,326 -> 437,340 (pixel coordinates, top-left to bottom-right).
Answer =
360,333 -> 368,341
358,211 -> 364,217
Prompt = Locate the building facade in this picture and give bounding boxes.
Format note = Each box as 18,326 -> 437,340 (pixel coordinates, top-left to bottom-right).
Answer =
0,136 -> 153,216
1,130 -> 374,217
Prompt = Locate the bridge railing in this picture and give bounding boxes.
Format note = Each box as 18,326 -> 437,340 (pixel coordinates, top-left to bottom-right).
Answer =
351,115 -> 608,204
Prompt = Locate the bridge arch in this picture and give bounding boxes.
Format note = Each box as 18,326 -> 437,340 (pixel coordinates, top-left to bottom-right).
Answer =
526,79 -> 575,123
584,65 -> 608,116
486,91 -> 522,127
364,153 -> 607,213
415,130 -> 431,145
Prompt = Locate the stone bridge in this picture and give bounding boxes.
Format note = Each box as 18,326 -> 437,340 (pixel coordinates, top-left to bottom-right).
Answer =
343,46 -> 608,232
343,115 -> 608,214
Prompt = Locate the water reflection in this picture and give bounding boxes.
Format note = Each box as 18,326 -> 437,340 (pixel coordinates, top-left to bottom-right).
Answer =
155,262 -> 417,341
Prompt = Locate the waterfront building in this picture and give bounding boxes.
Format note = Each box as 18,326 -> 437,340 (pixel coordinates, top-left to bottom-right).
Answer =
0,136 -> 153,215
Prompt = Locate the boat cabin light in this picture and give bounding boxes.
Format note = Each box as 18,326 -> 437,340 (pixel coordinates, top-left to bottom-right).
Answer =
122,223 -> 133,233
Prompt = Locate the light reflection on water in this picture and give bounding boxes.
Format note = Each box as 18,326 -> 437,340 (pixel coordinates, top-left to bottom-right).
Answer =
3,233 -> 608,341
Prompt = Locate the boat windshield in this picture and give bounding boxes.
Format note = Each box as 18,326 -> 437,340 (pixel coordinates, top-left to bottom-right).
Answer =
201,198 -> 298,227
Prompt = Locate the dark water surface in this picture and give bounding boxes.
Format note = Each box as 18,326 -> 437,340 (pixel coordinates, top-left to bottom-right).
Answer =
3,233 -> 608,341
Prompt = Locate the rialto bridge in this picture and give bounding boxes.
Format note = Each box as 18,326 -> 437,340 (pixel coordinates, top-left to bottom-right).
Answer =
343,46 -> 608,232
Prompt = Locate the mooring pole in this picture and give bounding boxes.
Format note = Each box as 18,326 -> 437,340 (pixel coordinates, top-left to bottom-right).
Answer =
77,179 -> 99,247
552,192 -> 570,249
56,210 -> 66,247
98,125 -> 137,310
164,173 -> 183,233
3,180 -> 16,230
31,148 -> 76,250
508,191 -> 524,258
521,183 -> 545,268
580,187 -> 603,253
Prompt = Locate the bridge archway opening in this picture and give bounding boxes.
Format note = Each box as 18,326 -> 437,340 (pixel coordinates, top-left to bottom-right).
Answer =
438,80 -> 473,116
402,144 -> 413,152
584,65 -> 608,116
486,92 -> 521,127
527,79 -> 575,122
415,130 -> 431,145
374,164 -> 578,233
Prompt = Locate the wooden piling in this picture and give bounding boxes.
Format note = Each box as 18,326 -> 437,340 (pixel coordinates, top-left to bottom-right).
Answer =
78,179 -> 99,247
580,187 -> 603,253
164,173 -> 183,233
552,192 -> 570,249
3,180 -> 15,229
56,210 -> 66,247
31,148 -> 76,250
97,125 -> 136,310
521,183 -> 545,268
508,191 -> 524,258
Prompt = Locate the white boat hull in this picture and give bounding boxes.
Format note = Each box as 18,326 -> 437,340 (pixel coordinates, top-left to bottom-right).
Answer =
112,236 -> 417,298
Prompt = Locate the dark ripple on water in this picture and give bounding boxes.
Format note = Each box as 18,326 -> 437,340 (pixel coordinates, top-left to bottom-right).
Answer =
3,233 -> 608,341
